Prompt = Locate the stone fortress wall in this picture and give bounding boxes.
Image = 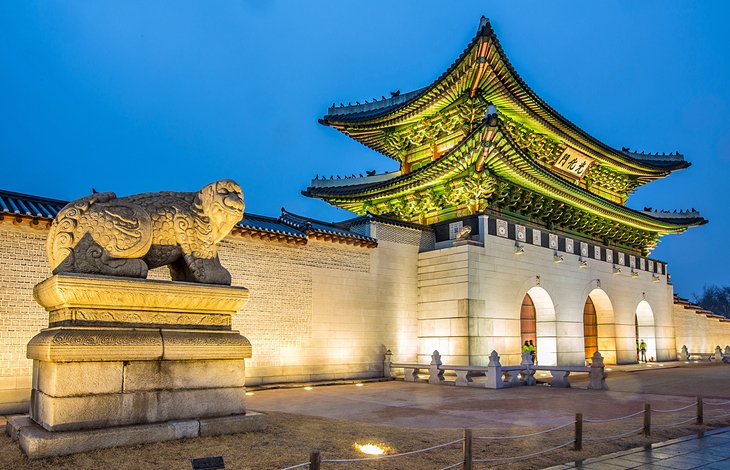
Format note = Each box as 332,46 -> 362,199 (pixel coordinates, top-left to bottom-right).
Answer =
0,219 -> 421,413
1,215 -> 727,414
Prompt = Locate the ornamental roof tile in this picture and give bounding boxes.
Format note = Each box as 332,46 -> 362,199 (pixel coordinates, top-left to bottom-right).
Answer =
279,208 -> 377,243
0,189 -> 67,219
0,189 -> 374,246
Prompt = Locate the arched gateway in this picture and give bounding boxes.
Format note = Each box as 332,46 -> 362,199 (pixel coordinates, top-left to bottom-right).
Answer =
636,300 -> 657,362
583,289 -> 618,364
520,287 -> 558,366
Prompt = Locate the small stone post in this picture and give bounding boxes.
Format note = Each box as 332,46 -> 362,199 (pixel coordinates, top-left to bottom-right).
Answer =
486,350 -> 504,389
697,396 -> 704,425
429,350 -> 445,384
679,345 -> 690,361
383,349 -> 393,378
574,413 -> 583,451
463,429 -> 473,470
520,350 -> 536,386
715,346 -> 724,362
588,351 -> 608,390
643,403 -> 651,437
309,449 -> 321,470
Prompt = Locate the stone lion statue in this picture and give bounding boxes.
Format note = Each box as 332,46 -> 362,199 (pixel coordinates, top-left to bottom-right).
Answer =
47,179 -> 244,285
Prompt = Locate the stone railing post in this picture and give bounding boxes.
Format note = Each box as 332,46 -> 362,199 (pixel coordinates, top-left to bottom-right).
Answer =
383,349 -> 392,378
521,350 -> 536,385
486,350 -> 504,389
588,351 -> 608,390
429,350 -> 445,384
679,345 -> 690,361
715,346 -> 724,362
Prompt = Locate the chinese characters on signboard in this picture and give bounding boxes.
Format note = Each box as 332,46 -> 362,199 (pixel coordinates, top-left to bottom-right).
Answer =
552,147 -> 594,179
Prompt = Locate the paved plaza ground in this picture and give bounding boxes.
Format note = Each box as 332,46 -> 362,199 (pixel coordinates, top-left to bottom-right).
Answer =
3,361 -> 730,468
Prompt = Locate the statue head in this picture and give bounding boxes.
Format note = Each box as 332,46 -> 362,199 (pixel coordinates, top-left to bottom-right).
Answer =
196,179 -> 245,243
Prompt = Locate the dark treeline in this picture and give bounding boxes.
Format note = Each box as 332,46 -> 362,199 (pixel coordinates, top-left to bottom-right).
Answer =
693,285 -> 730,318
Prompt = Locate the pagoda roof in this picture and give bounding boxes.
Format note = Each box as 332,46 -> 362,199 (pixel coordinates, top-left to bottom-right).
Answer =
320,17 -> 690,176
305,115 -> 706,235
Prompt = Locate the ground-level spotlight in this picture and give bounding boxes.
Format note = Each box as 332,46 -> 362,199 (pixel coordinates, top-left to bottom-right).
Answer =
354,443 -> 386,455
245,391 -> 255,396
304,386 -> 313,391
355,383 -> 364,387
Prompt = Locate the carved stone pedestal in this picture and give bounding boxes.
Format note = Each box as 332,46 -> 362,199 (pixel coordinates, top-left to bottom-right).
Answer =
8,273 -> 265,458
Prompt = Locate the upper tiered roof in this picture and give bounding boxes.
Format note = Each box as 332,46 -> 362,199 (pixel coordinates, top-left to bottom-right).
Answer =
307,17 -> 706,254
320,17 -> 689,183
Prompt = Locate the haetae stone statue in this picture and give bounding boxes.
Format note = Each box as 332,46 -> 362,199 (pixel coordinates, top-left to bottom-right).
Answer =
9,179 -> 264,459
47,179 -> 244,285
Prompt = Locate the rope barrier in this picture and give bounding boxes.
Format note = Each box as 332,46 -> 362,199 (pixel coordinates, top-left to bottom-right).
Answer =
583,410 -> 645,423
583,426 -> 644,442
320,438 -> 463,463
703,399 -> 730,406
280,463 -> 310,470
653,417 -> 697,428
653,403 -> 696,413
473,421 -> 574,440
705,412 -> 730,420
472,440 -> 574,462
438,462 -> 463,470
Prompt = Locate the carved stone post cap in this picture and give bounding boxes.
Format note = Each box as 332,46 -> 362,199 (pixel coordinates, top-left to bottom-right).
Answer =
591,351 -> 604,366
33,274 -> 249,329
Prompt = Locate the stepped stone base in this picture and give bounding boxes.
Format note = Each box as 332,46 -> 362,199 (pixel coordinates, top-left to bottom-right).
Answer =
6,412 -> 266,459
13,273 -> 266,458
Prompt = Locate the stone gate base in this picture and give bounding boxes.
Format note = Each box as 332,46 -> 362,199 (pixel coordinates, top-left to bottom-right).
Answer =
7,412 -> 266,459
9,273 -> 266,459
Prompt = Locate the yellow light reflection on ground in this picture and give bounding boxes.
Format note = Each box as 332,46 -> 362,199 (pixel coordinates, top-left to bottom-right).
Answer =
354,443 -> 386,455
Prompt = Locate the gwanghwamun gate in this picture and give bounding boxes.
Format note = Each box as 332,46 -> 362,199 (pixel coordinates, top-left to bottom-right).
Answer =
0,17 -> 721,414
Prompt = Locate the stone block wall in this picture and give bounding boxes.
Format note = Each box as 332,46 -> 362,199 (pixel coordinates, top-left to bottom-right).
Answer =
672,304 -> 730,354
0,220 -> 420,412
418,215 -> 682,367
0,224 -> 50,413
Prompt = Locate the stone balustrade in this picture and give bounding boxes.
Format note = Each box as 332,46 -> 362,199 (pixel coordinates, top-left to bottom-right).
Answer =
384,349 -> 607,390
678,344 -> 730,362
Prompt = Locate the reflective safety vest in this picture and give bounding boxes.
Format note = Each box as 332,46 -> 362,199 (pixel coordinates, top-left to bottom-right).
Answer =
528,345 -> 536,352
522,344 -> 530,352
640,342 -> 647,351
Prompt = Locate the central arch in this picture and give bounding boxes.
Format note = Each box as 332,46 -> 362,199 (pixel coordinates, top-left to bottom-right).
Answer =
584,289 -> 618,364
636,300 -> 657,362
524,286 -> 558,366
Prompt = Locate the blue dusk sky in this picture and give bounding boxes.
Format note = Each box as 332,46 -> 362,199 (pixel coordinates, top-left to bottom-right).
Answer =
1,1 -> 728,298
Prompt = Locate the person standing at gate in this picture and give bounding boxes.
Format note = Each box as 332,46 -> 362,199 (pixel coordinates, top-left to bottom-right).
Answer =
639,339 -> 647,363
528,340 -> 536,364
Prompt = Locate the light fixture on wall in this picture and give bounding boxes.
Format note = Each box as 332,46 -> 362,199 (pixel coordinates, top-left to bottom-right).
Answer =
631,271 -> 639,279
553,254 -> 564,263
514,243 -> 525,255
579,260 -> 588,268
652,274 -> 661,282
612,266 -> 622,274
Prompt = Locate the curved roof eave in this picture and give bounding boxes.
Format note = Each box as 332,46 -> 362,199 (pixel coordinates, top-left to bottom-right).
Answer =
305,119 -> 705,233
320,17 -> 689,176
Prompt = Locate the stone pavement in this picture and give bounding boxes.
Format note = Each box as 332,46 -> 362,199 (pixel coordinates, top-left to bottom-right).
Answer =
546,426 -> 730,469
